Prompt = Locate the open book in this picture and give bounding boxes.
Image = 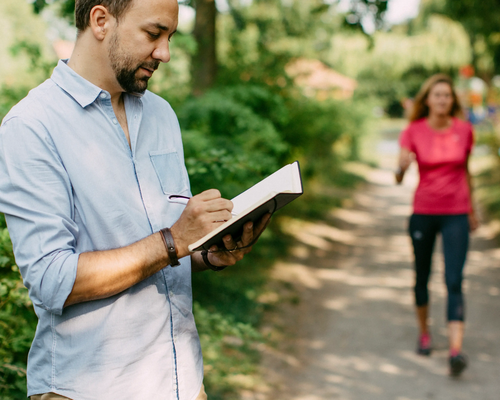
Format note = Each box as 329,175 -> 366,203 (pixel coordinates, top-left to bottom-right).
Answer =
188,161 -> 303,252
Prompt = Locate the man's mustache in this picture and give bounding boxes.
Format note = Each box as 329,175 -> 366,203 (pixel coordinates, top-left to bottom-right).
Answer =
140,61 -> 160,72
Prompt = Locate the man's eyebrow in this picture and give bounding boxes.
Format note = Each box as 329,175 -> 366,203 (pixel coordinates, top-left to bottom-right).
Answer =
146,22 -> 174,32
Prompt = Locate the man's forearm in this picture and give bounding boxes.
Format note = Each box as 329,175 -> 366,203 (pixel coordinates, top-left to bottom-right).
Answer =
64,190 -> 235,307
64,232 -> 171,307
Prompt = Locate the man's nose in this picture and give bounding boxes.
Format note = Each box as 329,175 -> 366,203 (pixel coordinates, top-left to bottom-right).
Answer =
152,40 -> 171,63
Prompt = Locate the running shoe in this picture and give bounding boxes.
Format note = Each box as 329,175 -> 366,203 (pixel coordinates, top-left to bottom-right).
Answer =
449,353 -> 468,377
416,333 -> 432,356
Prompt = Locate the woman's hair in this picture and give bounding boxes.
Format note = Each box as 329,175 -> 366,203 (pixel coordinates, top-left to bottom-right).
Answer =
409,74 -> 464,122
75,0 -> 134,32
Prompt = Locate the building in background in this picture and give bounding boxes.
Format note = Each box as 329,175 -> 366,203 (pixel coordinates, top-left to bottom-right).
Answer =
286,58 -> 358,101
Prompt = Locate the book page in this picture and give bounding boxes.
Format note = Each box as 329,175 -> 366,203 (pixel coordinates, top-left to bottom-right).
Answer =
231,162 -> 301,215
188,161 -> 303,251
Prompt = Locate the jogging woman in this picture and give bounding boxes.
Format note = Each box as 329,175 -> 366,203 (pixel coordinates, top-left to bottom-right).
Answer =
396,74 -> 479,377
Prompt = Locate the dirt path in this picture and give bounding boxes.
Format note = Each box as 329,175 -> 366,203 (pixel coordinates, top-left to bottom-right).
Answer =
252,129 -> 500,400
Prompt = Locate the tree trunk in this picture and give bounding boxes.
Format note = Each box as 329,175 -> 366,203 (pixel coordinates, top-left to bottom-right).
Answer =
192,0 -> 217,96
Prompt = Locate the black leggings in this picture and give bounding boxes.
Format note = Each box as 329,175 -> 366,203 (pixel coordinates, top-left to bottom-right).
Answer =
409,214 -> 469,321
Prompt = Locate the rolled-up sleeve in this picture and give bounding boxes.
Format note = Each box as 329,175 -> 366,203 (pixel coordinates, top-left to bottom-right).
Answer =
0,116 -> 78,315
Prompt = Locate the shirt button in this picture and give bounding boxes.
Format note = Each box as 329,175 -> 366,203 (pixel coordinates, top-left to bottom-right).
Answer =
112,118 -> 118,124
100,93 -> 107,99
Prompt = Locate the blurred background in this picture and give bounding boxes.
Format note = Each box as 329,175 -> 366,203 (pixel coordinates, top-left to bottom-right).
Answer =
1,0 -> 500,399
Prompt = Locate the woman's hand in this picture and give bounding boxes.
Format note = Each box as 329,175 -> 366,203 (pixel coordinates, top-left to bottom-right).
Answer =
396,147 -> 413,184
468,211 -> 479,232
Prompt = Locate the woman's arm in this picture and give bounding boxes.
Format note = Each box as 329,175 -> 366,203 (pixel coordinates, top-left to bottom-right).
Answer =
465,156 -> 479,231
395,147 -> 413,184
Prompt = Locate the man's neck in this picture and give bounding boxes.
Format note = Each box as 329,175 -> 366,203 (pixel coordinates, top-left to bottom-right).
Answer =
67,33 -> 124,103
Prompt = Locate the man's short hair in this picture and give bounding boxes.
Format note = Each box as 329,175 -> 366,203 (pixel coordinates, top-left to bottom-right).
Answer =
75,0 -> 135,32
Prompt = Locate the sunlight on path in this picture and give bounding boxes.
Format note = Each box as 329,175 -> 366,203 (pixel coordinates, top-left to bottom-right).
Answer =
254,124 -> 500,400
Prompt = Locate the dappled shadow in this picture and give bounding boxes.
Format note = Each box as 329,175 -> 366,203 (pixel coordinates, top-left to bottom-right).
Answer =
253,135 -> 500,400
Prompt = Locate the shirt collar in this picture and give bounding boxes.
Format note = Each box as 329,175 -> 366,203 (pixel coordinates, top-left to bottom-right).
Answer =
50,59 -> 145,108
51,60 -> 103,108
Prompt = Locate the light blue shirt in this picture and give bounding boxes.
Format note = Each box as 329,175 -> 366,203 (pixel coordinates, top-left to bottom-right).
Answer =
0,60 -> 203,399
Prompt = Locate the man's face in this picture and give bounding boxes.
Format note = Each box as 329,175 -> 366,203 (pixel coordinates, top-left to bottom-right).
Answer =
108,30 -> 160,94
107,0 -> 178,94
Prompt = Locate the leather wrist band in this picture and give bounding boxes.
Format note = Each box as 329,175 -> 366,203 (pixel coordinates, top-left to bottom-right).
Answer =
160,228 -> 180,267
201,250 -> 228,272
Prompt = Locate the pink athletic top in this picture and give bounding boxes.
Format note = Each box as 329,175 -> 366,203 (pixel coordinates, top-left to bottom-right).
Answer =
399,117 -> 473,215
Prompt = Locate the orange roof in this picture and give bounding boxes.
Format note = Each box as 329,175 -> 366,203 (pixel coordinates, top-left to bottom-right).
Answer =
286,58 -> 357,94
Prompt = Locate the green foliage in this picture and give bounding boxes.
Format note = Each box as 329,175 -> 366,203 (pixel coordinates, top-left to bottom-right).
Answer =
0,86 -> 30,122
32,0 -> 75,22
218,0 -> 342,86
149,31 -> 198,105
0,215 -> 37,399
177,85 -> 289,198
474,122 -> 500,225
0,38 -> 57,121
328,14 -> 471,116
283,96 -> 370,182
10,40 -> 56,78
191,223 -> 292,398
342,0 -> 389,33
433,0 -> 500,75
0,0 -> 55,95
193,302 -> 262,400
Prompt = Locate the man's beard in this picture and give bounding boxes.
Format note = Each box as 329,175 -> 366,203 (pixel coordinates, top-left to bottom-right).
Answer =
108,32 -> 159,94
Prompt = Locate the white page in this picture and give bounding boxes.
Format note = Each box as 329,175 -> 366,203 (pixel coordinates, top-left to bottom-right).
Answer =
231,162 -> 300,215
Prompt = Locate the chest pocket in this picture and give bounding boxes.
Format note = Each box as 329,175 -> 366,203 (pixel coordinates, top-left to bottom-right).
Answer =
150,150 -> 189,195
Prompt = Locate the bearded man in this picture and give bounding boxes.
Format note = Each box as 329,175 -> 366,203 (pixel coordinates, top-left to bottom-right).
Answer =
0,0 -> 268,399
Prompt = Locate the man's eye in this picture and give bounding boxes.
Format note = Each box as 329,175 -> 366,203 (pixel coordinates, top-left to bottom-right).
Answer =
148,32 -> 160,39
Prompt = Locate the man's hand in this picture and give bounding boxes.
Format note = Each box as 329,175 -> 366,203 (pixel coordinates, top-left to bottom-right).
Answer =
170,189 -> 234,259
205,213 -> 272,267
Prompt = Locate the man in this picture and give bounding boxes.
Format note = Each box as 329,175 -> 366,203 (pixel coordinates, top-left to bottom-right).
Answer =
0,0 -> 269,399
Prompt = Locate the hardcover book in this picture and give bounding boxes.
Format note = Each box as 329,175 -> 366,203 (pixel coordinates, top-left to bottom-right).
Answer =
188,161 -> 303,252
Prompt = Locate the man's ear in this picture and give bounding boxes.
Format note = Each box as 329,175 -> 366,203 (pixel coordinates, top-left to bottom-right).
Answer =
89,5 -> 113,40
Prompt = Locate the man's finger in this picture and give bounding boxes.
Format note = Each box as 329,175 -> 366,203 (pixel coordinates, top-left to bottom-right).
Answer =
239,214 -> 271,248
253,213 -> 271,238
205,198 -> 233,214
239,221 -> 254,246
195,189 -> 222,200
222,234 -> 238,251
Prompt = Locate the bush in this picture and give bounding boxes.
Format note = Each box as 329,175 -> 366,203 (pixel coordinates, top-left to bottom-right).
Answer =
283,96 -> 370,183
0,215 -> 36,399
177,85 -> 290,198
